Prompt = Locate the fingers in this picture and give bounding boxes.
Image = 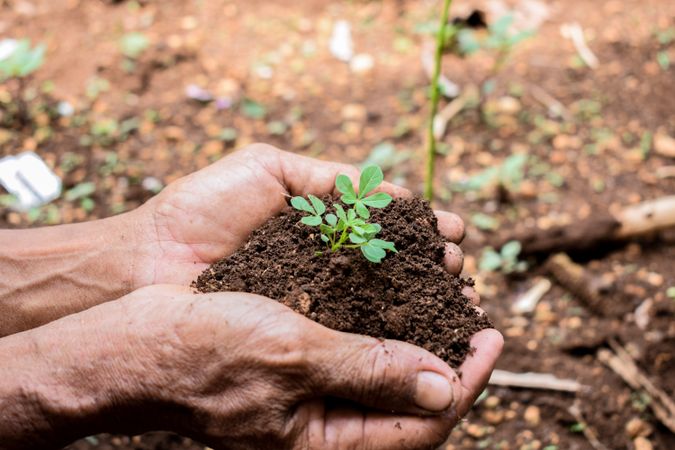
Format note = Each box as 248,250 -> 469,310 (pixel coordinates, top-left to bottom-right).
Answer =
462,286 -> 481,306
309,331 -> 463,415
444,243 -> 464,275
434,211 -> 465,244
240,143 -> 411,199
319,407 -> 454,450
455,329 -> 504,416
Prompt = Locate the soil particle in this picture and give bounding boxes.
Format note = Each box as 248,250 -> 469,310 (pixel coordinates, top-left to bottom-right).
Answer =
194,197 -> 492,367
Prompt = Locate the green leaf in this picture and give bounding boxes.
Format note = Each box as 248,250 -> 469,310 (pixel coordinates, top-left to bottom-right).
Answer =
349,233 -> 367,244
347,209 -> 356,222
290,196 -> 314,213
361,223 -> 379,235
325,213 -> 337,226
352,225 -> 366,235
479,248 -> 503,272
65,182 -> 96,202
334,204 -> 347,222
307,194 -> 326,215
355,201 -> 370,219
361,192 -> 392,209
361,244 -> 386,263
471,213 -> 499,231
369,239 -> 397,253
301,216 -> 322,226
500,240 -> 522,260
358,165 -> 384,198
320,224 -> 333,235
335,174 -> 356,199
666,286 -> 675,299
80,197 -> 96,213
320,234 -> 329,243
120,32 -> 149,59
240,98 -> 267,119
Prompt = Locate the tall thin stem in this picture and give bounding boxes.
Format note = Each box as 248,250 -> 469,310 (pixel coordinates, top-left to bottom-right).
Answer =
424,0 -> 453,201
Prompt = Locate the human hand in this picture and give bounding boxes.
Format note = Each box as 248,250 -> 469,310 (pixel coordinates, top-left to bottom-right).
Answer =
130,144 -> 471,291
0,285 -> 501,450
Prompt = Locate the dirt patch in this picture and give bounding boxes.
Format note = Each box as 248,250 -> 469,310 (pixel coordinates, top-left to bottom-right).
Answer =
194,197 -> 492,368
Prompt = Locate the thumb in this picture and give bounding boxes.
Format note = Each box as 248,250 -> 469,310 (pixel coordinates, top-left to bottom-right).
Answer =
308,330 -> 463,414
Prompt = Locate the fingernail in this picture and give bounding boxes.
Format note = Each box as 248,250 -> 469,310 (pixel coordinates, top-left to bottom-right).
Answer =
415,371 -> 454,412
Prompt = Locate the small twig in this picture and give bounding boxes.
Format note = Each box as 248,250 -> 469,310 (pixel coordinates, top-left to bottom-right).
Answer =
560,22 -> 598,69
489,369 -> 583,392
528,83 -> 572,121
597,340 -> 675,434
432,88 -> 472,140
568,400 -> 610,450
545,253 -> 609,315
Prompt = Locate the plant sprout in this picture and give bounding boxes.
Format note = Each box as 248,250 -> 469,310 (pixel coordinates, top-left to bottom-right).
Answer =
0,39 -> 45,81
479,240 -> 527,274
291,165 -> 397,263
424,0 -> 454,202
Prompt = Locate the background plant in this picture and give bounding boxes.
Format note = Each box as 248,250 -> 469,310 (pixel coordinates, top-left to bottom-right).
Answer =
0,39 -> 45,122
424,0 -> 454,202
479,240 -> 527,274
291,165 -> 397,263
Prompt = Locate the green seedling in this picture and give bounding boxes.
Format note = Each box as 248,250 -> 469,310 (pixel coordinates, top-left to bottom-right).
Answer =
120,32 -> 149,59
479,240 -> 527,274
0,39 -> 45,81
291,165 -> 397,263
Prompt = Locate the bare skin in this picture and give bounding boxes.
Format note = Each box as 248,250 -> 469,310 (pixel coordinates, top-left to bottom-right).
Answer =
0,145 -> 503,449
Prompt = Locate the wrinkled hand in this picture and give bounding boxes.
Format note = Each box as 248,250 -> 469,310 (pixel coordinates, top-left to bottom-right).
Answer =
9,285 -> 501,450
131,144 -> 470,290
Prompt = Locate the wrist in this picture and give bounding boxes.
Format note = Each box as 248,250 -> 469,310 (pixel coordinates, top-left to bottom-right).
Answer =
0,212 -> 144,335
0,298 -> 171,448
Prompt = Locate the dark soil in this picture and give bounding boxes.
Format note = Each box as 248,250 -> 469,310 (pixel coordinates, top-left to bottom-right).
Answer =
194,197 -> 492,368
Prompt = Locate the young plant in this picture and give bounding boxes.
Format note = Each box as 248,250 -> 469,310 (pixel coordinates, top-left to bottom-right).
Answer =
0,39 -> 45,123
0,39 -> 45,82
479,240 -> 527,274
291,165 -> 397,263
424,0 -> 454,202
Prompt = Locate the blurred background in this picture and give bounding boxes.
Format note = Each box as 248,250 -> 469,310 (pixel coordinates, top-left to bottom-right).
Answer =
1,0 -> 674,449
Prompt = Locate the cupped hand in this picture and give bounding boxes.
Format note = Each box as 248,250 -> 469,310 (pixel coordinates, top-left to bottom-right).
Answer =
29,285 -> 501,450
131,144 -> 470,290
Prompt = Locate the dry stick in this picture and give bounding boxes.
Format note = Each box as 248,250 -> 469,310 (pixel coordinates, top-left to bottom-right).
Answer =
528,83 -> 572,122
545,253 -> 608,315
568,400 -> 610,450
496,196 -> 675,255
488,369 -> 583,392
597,340 -> 675,434
424,0 -> 453,201
432,88 -> 472,140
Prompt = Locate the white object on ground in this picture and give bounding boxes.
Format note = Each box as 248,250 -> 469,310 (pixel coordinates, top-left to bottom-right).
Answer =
560,22 -> 599,69
489,369 -> 583,392
0,152 -> 62,211
350,53 -> 374,73
512,277 -> 552,314
329,20 -> 354,62
0,38 -> 18,61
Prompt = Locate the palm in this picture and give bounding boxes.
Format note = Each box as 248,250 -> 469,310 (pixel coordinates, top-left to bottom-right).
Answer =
141,149 -> 288,285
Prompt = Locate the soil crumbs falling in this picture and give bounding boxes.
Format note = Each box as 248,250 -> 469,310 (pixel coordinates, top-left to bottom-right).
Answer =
194,197 -> 492,368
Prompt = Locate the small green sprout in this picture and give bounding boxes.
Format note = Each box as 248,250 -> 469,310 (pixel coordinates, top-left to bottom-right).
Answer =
479,240 -> 527,274
0,39 -> 45,81
291,165 -> 397,263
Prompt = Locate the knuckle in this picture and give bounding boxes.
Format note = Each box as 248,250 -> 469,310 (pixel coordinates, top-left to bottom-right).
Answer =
241,142 -> 282,158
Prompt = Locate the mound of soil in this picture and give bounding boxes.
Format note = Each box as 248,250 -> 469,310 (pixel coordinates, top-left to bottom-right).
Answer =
194,197 -> 492,368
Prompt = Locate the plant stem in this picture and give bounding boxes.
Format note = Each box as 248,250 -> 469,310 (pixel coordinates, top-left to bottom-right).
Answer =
424,0 -> 453,202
